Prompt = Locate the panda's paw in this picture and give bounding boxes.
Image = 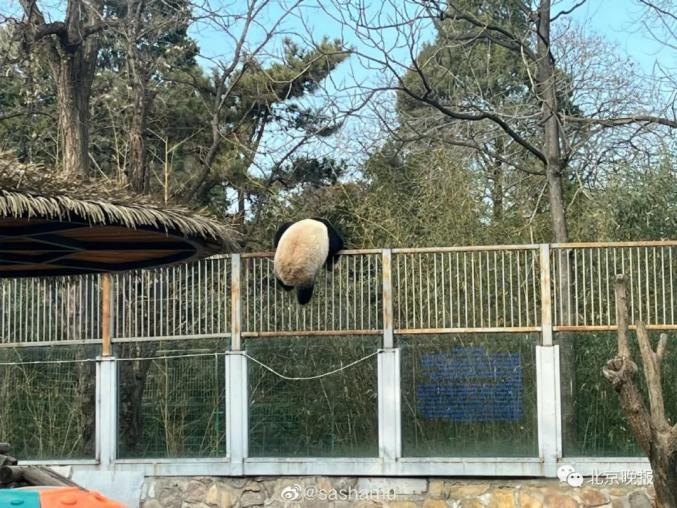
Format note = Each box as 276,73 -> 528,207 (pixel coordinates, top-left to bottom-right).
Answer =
297,286 -> 314,305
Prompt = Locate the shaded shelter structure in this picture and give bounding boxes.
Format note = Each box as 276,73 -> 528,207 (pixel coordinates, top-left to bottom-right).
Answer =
0,155 -> 237,277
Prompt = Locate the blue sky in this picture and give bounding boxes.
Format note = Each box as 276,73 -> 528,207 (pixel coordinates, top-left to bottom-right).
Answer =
568,0 -> 673,72
192,0 -> 672,75
188,0 -> 674,173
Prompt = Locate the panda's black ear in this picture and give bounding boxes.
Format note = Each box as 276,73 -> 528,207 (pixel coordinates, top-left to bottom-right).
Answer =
273,222 -> 294,248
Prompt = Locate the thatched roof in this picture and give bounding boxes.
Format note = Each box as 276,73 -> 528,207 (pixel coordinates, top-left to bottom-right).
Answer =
0,155 -> 238,277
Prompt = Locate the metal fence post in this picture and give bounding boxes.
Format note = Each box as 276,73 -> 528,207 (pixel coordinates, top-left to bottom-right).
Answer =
382,249 -> 394,349
537,344 -> 561,477
537,244 -> 561,476
378,249 -> 401,467
226,254 -> 247,472
96,356 -> 117,467
101,273 -> 112,356
540,244 -> 553,347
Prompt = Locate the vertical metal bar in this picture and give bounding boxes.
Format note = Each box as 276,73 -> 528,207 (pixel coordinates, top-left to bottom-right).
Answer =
374,257 -> 380,328
606,249 -> 611,326
573,249 -> 579,326
275,258 -> 279,331
225,351 -> 248,470
172,266 -> 177,336
537,344 -> 561,478
540,245 -> 553,346
582,249 -> 587,325
403,255 -> 409,329
524,250 -> 530,326
532,250 -> 539,326
432,253 -> 438,326
331,260 -> 335,330
418,254 -> 423,329
652,248 -> 658,324
671,247 -> 675,324
96,356 -> 117,467
383,250 -> 394,348
360,255 -> 365,330
471,252 -> 477,327
478,252 -> 483,327
441,252 -> 447,327
493,251 -> 498,327
378,348 -> 401,466
629,248 -> 636,323
261,259 -> 267,332
502,251 -> 507,328
456,253 -> 461,328
661,248 -> 666,325
231,254 -> 242,351
488,252 -> 493,327
509,251 -> 514,327
596,249 -> 602,326
464,252 -> 469,328
644,247 -> 650,323
101,273 -> 112,356
517,251 -> 522,327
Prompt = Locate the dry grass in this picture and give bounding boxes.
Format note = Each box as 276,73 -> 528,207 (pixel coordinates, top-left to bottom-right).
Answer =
0,154 -> 238,251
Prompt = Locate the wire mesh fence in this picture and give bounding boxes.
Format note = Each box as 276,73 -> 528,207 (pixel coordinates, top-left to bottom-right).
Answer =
559,331 -> 677,457
247,336 -> 380,457
1,242 -> 677,466
398,333 -> 539,457
115,340 -> 227,459
0,346 -> 97,460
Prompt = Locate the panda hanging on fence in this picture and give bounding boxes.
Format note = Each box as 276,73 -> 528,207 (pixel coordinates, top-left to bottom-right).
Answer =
273,218 -> 344,305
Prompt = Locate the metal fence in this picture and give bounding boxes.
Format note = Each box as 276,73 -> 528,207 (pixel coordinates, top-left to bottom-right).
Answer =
1,241 -> 675,477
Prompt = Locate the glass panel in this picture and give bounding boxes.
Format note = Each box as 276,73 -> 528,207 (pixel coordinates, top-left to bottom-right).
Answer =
399,334 -> 538,457
0,345 -> 97,459
116,339 -> 227,458
560,332 -> 677,456
247,336 -> 379,457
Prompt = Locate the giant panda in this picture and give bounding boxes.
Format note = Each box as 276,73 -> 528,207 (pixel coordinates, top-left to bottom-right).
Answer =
273,218 -> 344,305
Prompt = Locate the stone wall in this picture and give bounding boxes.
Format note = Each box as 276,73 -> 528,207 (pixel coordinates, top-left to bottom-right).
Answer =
140,477 -> 655,508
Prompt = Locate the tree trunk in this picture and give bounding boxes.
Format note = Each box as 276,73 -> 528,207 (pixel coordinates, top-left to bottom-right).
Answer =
127,81 -> 150,193
491,138 -> 504,222
20,0 -> 104,177
650,436 -> 677,508
535,0 -> 567,244
535,0 -> 579,452
118,342 -> 157,454
56,63 -> 91,177
125,0 -> 151,193
604,278 -> 677,508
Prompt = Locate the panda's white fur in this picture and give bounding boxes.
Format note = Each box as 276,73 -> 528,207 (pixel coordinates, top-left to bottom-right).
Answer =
274,219 -> 329,288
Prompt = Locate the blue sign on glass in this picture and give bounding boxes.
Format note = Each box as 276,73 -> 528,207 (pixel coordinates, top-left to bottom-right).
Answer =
416,347 -> 523,422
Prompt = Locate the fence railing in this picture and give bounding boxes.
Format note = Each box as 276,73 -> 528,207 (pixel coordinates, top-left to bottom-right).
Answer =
0,241 -> 674,478
3,241 -> 676,347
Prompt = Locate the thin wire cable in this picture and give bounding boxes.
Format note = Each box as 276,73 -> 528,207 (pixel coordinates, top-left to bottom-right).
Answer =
0,352 -> 222,366
0,351 -> 382,379
241,350 -> 381,381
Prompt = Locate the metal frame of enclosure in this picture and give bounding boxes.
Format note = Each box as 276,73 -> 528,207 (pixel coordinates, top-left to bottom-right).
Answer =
3,241 -> 675,477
